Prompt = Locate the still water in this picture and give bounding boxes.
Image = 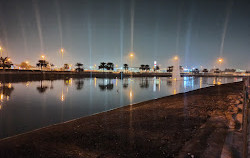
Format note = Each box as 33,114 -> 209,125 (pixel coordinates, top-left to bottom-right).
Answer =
0,77 -> 242,139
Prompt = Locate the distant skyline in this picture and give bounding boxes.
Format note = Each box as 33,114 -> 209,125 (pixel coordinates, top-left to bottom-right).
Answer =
0,0 -> 249,69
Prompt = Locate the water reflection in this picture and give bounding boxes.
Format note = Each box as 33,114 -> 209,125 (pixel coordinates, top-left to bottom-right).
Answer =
0,77 -> 243,139
167,80 -> 172,86
140,78 -> 149,88
99,79 -> 114,91
0,83 -> 14,110
36,80 -> 48,93
202,77 -> 208,85
50,80 -> 54,89
75,79 -> 84,90
64,78 -> 73,86
122,78 -> 129,88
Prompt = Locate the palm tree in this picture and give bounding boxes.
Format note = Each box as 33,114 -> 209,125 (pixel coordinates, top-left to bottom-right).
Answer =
50,64 -> 54,71
192,68 -> 199,74
99,62 -> 106,72
202,68 -> 208,73
123,64 -> 129,72
214,68 -> 221,73
75,63 -> 84,72
167,66 -> 173,72
167,66 -> 182,72
0,57 -> 13,69
154,65 -> 160,71
106,62 -> 114,71
139,64 -> 145,71
145,65 -> 150,72
36,60 -> 48,70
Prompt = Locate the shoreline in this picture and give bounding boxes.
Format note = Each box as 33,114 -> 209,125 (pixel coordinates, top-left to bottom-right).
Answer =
0,70 -> 245,83
0,81 -> 244,157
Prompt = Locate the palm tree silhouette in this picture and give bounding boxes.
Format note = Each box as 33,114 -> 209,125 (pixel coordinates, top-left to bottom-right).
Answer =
36,60 -> 48,70
154,65 -> 160,71
202,68 -> 208,73
123,64 -> 129,72
50,64 -> 55,71
145,65 -> 150,72
75,63 -> 84,72
106,62 -> 114,70
99,62 -> 106,72
139,64 -> 145,71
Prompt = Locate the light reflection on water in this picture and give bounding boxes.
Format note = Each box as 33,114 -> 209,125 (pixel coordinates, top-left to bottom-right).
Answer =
0,77 -> 242,139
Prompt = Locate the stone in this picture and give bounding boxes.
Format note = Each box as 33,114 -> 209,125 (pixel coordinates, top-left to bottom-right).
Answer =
227,95 -> 237,100
233,107 -> 238,113
235,100 -> 240,104
236,113 -> 243,124
237,104 -> 243,110
239,98 -> 243,103
228,120 -> 235,129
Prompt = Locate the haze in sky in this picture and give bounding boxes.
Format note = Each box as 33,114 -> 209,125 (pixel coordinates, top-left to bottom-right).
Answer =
0,0 -> 249,70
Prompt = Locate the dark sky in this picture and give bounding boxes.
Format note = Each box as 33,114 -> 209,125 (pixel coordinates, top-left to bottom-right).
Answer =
0,0 -> 249,69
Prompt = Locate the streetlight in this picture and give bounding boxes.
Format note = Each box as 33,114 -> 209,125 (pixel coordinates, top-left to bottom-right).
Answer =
217,57 -> 223,74
218,58 -> 223,63
41,55 -> 45,60
174,56 -> 179,61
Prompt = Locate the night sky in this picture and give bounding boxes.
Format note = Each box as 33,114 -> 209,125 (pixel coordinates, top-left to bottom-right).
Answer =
0,0 -> 249,70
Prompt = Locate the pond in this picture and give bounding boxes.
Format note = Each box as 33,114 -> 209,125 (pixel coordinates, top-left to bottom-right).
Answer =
0,77 -> 242,139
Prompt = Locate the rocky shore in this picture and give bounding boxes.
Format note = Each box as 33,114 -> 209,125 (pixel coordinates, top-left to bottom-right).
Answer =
0,81 -> 246,158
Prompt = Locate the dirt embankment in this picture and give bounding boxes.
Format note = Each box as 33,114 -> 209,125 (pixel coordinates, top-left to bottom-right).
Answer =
0,81 -> 244,158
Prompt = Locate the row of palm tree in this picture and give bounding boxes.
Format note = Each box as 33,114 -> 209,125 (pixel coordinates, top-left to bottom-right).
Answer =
139,64 -> 150,71
98,62 -> 114,71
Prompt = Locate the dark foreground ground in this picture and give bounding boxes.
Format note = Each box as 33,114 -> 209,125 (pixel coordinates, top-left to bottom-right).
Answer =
0,82 -> 244,158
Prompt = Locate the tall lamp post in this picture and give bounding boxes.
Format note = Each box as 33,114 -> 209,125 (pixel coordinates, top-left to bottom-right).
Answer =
129,52 -> 134,72
218,58 -> 223,67
217,57 -> 223,74
60,48 -> 64,67
0,46 -> 2,57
